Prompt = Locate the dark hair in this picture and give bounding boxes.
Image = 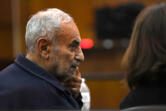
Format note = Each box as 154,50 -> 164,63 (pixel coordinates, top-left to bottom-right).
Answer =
122,3 -> 166,89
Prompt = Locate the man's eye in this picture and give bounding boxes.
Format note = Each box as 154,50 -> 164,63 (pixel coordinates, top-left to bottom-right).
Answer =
69,40 -> 80,50
70,44 -> 77,49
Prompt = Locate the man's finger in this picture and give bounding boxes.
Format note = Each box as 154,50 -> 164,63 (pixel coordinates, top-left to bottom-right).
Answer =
74,67 -> 81,76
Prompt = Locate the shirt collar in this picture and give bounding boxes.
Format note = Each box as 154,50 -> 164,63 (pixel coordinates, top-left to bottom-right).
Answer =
14,53 -> 67,92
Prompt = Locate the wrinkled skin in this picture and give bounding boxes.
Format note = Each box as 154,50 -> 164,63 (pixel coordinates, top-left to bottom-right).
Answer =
48,21 -> 84,97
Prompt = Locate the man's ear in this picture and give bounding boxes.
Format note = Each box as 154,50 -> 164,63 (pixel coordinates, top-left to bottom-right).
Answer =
36,37 -> 51,59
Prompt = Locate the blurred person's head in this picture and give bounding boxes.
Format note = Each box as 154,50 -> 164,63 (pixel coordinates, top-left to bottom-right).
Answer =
25,8 -> 84,80
122,3 -> 166,89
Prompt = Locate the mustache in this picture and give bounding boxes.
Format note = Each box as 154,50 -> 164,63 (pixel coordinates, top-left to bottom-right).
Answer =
71,61 -> 80,68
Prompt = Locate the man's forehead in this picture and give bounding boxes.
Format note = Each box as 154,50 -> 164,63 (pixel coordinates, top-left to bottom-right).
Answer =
57,21 -> 81,41
56,33 -> 81,46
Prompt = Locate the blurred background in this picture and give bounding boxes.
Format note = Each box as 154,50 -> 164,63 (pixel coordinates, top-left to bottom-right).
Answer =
0,0 -> 166,110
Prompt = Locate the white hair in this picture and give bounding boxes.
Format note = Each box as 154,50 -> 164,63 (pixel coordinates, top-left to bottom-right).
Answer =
25,8 -> 73,52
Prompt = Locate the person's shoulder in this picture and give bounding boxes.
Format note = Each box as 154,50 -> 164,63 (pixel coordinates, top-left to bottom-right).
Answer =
1,62 -> 20,74
120,87 -> 166,110
0,65 -> 47,95
120,87 -> 154,106
0,63 -> 42,88
120,90 -> 136,110
0,63 -> 28,81
0,63 -> 17,77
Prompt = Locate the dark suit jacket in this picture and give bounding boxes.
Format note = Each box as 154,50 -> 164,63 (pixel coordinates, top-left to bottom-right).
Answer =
120,86 -> 166,110
0,54 -> 82,110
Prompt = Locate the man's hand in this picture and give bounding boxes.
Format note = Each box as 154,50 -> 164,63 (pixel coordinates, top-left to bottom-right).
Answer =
62,68 -> 82,98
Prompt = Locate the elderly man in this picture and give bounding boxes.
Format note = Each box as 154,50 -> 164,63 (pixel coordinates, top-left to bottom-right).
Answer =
0,8 -> 84,110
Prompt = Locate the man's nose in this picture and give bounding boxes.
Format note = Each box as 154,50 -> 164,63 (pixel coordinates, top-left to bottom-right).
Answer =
75,47 -> 84,62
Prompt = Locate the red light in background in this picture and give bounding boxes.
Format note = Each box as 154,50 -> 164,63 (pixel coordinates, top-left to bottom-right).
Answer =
81,38 -> 94,49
